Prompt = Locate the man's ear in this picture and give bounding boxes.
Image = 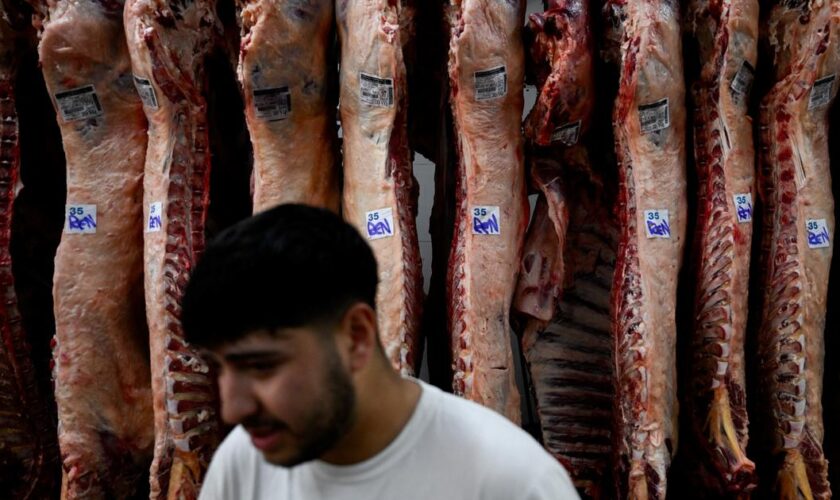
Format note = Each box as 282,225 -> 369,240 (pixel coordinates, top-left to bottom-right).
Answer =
336,302 -> 378,373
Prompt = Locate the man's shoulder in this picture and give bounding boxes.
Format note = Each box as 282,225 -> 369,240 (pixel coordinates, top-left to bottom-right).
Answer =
421,383 -> 556,467
418,383 -> 578,499
200,426 -> 268,499
215,425 -> 256,461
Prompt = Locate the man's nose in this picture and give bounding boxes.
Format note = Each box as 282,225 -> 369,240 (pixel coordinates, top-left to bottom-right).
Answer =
218,370 -> 258,425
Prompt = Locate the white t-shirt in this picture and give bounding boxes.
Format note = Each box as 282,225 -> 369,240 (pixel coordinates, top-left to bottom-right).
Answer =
199,380 -> 579,500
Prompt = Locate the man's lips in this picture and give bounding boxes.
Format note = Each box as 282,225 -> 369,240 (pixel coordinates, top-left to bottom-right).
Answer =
246,426 -> 285,451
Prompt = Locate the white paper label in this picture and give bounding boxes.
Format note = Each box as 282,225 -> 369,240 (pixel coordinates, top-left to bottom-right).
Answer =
551,120 -> 582,146
474,66 -> 507,101
253,86 -> 292,121
366,208 -> 394,240
730,61 -> 755,99
359,73 -> 394,108
808,75 -> 835,110
64,204 -> 97,234
638,98 -> 670,134
733,193 -> 753,223
55,85 -> 103,122
147,202 -> 163,233
133,75 -> 159,110
644,209 -> 670,239
806,219 -> 831,249
471,206 -> 501,235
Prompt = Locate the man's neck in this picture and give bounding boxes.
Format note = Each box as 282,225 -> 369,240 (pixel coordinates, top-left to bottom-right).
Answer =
318,369 -> 421,465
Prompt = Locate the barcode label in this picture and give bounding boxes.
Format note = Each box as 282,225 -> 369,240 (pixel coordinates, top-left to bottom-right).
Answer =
730,61 -> 755,99
366,208 -> 394,240
64,204 -> 97,234
253,86 -> 292,121
808,75 -> 835,110
54,85 -> 103,122
133,75 -> 159,110
474,66 -> 507,101
147,202 -> 163,233
551,120 -> 582,146
638,98 -> 670,134
360,73 -> 394,108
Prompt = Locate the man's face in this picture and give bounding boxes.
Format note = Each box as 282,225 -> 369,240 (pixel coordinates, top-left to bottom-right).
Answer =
206,327 -> 356,466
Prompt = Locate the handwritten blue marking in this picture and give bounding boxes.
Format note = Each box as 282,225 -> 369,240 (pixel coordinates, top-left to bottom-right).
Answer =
808,227 -> 830,247
473,214 -> 500,235
646,218 -> 670,237
737,203 -> 752,222
148,215 -> 162,230
68,214 -> 96,231
367,219 -> 392,237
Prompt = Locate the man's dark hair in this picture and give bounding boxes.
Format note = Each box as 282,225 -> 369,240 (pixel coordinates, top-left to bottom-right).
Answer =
181,204 -> 378,347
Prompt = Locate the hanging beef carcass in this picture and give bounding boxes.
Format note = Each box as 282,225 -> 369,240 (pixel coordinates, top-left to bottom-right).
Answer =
337,0 -> 424,374
446,0 -> 528,422
756,2 -> 839,497
124,0 -> 221,496
33,0 -> 154,495
514,0 -> 593,327
602,0 -> 687,497
0,0 -> 58,496
512,2 -> 616,496
683,0 -> 759,493
238,0 -> 339,213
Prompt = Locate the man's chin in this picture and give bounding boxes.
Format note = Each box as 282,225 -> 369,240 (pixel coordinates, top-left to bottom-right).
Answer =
260,450 -> 310,468
259,439 -> 335,468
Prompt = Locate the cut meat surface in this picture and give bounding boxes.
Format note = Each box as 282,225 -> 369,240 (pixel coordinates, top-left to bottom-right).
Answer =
446,0 -> 527,422
238,0 -> 339,213
124,0 -> 221,496
684,0 -> 758,494
0,2 -> 58,496
521,0 -> 594,150
35,0 -> 154,496
338,0 -> 423,374
602,0 -> 687,497
514,178 -> 567,325
757,2 -> 839,498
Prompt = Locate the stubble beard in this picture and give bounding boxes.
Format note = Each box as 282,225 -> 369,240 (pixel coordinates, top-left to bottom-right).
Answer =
264,344 -> 357,467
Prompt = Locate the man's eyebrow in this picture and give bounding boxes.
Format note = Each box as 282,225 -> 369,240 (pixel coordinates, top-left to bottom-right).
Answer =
223,350 -> 286,363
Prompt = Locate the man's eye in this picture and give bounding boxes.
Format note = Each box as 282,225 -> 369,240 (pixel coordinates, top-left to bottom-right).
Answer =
241,361 -> 280,374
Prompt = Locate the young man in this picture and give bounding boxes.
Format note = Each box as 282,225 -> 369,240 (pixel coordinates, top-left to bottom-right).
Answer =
182,204 -> 579,499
